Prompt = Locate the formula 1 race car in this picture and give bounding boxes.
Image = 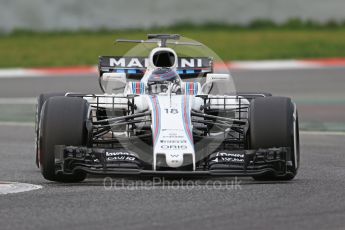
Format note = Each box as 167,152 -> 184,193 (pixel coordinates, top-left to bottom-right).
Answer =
35,34 -> 300,182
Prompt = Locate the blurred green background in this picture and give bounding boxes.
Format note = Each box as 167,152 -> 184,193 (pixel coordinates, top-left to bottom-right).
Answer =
1,22 -> 345,67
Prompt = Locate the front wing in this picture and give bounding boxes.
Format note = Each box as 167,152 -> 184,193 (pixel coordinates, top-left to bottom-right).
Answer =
54,146 -> 292,177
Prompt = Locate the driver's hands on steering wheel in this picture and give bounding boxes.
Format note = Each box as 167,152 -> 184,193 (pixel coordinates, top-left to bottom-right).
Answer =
170,83 -> 181,94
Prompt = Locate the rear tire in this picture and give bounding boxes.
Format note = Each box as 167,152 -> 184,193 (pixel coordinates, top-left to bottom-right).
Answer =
39,96 -> 89,182
249,96 -> 300,181
35,93 -> 66,167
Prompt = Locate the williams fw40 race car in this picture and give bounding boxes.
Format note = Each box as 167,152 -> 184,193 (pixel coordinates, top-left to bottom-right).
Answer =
35,34 -> 300,182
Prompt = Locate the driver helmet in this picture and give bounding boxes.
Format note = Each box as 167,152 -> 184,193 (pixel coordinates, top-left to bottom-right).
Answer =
147,68 -> 181,94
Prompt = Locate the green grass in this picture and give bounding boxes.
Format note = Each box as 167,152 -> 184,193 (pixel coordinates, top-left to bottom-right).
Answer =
1,28 -> 345,67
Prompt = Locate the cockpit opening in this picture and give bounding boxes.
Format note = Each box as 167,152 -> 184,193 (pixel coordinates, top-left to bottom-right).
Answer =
152,51 -> 176,68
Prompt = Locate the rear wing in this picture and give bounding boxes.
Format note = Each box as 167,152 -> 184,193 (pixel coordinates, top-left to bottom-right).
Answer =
98,56 -> 213,79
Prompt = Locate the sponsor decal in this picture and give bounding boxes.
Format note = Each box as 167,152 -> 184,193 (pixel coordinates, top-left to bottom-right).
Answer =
161,145 -> 187,150
160,140 -> 187,144
161,129 -> 183,132
212,152 -> 245,163
105,151 -> 137,162
162,134 -> 185,139
100,57 -> 211,68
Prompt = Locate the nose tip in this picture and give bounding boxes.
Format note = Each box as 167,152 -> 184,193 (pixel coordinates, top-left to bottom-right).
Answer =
165,153 -> 184,168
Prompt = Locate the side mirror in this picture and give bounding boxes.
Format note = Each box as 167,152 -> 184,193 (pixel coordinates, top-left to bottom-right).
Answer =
202,73 -> 232,94
101,72 -> 126,84
100,73 -> 127,94
205,73 -> 231,84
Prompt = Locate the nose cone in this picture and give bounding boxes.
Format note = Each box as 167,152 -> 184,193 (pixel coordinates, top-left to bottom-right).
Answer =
165,153 -> 184,168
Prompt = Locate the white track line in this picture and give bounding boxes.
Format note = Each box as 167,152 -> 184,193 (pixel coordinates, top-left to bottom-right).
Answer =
300,131 -> 345,136
0,69 -> 38,78
0,122 -> 35,127
0,182 -> 42,195
228,60 -> 320,70
0,97 -> 36,105
0,67 -> 98,79
0,73 -> 84,79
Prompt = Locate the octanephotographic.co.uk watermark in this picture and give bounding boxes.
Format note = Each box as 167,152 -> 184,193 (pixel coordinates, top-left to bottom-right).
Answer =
103,177 -> 242,190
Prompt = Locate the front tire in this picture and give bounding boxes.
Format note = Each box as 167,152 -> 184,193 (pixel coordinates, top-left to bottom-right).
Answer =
249,96 -> 300,181
35,93 -> 66,167
39,96 -> 89,182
